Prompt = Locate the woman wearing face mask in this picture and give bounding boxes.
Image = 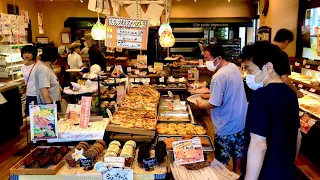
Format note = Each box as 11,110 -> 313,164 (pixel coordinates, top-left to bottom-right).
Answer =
241,41 -> 300,180
34,46 -> 62,111
197,44 -> 248,173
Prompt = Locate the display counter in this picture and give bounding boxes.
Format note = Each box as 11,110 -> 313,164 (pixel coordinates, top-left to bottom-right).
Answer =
0,81 -> 23,145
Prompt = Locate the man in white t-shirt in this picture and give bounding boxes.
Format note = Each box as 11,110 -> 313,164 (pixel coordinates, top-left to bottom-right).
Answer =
21,45 -> 38,116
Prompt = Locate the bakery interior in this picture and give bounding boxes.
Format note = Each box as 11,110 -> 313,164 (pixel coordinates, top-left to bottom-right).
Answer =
0,0 -> 320,179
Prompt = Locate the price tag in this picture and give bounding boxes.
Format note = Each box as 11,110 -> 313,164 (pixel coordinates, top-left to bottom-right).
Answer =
127,67 -> 131,72
102,168 -> 133,180
106,108 -> 113,121
104,157 -> 125,168
148,67 -> 154,73
295,62 -> 300,67
135,78 -> 140,83
159,77 -> 165,83
146,78 -> 150,83
143,157 -> 157,169
135,70 -> 139,75
303,60 -> 307,66
305,65 -> 310,69
199,59 -> 203,66
79,157 -> 93,167
168,91 -> 173,98
107,67 -> 112,71
129,78 -> 134,83
298,84 -> 303,88
310,88 -> 316,93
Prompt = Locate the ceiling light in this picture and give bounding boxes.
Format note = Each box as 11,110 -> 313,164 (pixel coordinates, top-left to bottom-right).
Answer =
80,0 -> 83,2
228,0 -> 231,2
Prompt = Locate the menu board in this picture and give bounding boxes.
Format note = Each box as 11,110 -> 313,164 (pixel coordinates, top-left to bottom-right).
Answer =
105,16 -> 149,50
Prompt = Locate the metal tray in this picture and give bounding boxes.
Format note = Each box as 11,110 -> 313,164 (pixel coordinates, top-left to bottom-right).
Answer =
157,104 -> 194,123
156,135 -> 215,154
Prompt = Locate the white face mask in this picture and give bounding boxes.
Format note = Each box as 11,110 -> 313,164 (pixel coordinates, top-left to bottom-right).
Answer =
245,70 -> 267,90
206,57 -> 219,71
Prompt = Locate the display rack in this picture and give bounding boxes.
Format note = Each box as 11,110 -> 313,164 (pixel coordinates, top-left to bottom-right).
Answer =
216,39 -> 241,63
0,44 -> 32,81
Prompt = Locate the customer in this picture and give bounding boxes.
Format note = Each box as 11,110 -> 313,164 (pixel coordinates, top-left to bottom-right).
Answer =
21,45 -> 38,115
68,42 -> 83,69
273,28 -> 303,98
34,46 -> 61,111
196,44 -> 247,172
82,33 -> 106,71
241,41 -> 300,180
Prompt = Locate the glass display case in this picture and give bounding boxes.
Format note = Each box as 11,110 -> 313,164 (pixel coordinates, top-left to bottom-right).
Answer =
0,44 -> 32,81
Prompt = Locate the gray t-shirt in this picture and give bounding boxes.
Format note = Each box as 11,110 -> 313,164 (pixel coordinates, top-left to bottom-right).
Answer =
34,62 -> 61,104
209,63 -> 247,136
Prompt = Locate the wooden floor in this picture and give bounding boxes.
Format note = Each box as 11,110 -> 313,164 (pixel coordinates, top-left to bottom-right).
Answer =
0,125 -> 32,180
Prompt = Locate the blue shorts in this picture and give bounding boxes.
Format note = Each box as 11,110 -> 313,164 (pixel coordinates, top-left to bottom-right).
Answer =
214,130 -> 245,165
25,96 -> 37,116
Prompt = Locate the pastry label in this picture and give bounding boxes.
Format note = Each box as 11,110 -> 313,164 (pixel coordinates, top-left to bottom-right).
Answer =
159,76 -> 165,83
80,157 -> 93,167
310,88 -> 316,93
143,157 -> 157,169
104,157 -> 125,168
102,168 -> 133,180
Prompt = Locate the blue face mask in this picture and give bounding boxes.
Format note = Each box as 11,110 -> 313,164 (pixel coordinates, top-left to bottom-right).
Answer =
245,68 -> 268,90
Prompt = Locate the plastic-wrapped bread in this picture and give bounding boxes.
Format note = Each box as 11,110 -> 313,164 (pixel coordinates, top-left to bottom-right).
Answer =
124,140 -> 136,148
105,151 -> 118,157
106,144 -> 120,154
109,140 -> 121,147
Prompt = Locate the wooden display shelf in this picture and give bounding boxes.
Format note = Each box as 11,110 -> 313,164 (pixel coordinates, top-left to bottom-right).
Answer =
109,133 -> 154,142
290,77 -> 320,92
106,124 -> 155,136
10,146 -> 73,175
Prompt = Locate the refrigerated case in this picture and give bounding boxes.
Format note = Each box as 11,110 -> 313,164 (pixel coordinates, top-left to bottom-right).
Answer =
0,44 -> 32,81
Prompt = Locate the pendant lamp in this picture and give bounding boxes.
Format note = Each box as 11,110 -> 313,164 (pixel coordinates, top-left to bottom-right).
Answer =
91,14 -> 106,40
160,30 -> 175,47
159,23 -> 172,37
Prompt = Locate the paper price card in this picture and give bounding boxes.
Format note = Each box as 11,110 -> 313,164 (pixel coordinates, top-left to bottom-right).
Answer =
305,65 -> 311,69
172,138 -> 204,165
310,88 -> 316,93
159,76 -> 165,83
104,157 -> 125,168
143,157 -> 157,169
80,97 -> 92,129
102,168 -> 133,180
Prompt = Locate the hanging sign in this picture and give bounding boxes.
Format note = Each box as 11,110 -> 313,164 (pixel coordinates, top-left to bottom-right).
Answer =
105,16 -> 149,50
137,55 -> 147,69
37,13 -> 44,34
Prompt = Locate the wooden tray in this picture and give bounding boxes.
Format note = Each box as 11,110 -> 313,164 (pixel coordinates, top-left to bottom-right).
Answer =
106,124 -> 155,136
10,146 -> 73,175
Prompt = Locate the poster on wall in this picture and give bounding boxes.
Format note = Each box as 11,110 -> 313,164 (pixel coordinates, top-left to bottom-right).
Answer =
38,13 -> 44,34
19,10 -> 29,23
105,16 -> 149,50
29,104 -> 58,140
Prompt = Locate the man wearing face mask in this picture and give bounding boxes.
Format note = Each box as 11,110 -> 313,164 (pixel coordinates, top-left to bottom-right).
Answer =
196,45 -> 248,172
241,41 -> 300,180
